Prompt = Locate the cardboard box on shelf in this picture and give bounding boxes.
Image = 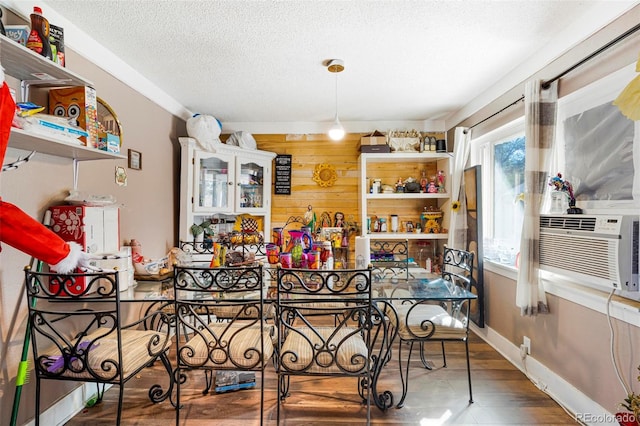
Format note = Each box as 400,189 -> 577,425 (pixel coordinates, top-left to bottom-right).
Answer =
360,144 -> 391,153
49,24 -> 65,67
98,132 -> 120,153
49,86 -> 99,147
5,25 -> 29,46
360,130 -> 387,146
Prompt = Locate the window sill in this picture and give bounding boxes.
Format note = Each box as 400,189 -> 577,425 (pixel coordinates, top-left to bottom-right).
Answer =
484,258 -> 640,327
484,260 -> 518,280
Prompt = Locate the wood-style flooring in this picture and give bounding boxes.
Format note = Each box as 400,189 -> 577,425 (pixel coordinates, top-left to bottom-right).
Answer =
65,333 -> 577,425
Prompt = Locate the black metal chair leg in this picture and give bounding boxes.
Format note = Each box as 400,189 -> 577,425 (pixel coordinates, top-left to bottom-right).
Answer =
465,339 -> 473,403
419,342 -> 434,370
441,341 -> 447,367
117,383 -> 124,425
35,377 -> 41,426
397,340 -> 414,408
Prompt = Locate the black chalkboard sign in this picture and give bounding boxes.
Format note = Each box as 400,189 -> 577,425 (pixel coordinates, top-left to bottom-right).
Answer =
274,154 -> 292,195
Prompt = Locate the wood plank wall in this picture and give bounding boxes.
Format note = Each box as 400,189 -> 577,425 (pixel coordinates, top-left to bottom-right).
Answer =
251,133 -> 445,264
254,133 -> 361,230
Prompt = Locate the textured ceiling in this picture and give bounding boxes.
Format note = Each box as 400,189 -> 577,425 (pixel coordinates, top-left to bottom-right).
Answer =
15,0 -> 638,131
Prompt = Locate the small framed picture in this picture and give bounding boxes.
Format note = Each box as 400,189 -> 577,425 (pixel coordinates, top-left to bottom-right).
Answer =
128,149 -> 142,170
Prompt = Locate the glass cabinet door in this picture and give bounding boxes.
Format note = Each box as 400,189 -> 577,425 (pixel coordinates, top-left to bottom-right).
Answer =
194,151 -> 233,212
236,159 -> 266,212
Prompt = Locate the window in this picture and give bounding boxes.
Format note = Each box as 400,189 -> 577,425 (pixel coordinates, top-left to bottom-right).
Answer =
555,61 -> 639,214
470,118 -> 525,267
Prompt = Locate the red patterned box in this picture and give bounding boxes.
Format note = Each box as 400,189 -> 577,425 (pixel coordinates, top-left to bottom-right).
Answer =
49,205 -> 120,254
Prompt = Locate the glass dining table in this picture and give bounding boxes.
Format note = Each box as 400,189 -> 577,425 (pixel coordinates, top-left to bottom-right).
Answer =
119,267 -> 477,411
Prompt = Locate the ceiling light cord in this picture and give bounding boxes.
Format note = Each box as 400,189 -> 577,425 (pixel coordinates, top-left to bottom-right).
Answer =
334,70 -> 339,120
327,59 -> 345,141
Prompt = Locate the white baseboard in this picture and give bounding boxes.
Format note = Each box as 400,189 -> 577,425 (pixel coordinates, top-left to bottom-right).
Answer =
24,382 -> 111,426
470,323 -> 620,426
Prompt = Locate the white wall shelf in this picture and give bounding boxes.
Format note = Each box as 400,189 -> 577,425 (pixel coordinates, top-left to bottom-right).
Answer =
1,35 -> 126,161
8,127 -> 126,161
0,34 -> 92,86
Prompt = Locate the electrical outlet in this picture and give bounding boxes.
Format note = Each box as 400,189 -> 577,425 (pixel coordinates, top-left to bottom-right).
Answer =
520,344 -> 528,359
523,336 -> 531,355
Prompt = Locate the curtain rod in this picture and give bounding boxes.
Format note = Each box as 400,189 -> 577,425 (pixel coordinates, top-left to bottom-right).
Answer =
542,21 -> 640,89
463,96 -> 524,134
463,21 -> 640,134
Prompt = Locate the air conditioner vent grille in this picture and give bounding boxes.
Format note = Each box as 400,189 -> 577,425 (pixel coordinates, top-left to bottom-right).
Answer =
539,235 -> 618,281
540,215 -> 596,231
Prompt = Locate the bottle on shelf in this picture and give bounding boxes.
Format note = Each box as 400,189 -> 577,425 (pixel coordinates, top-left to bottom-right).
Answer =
27,6 -> 53,60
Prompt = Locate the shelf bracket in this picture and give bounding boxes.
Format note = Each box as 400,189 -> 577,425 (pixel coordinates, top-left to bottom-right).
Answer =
73,158 -> 79,190
21,78 -> 73,102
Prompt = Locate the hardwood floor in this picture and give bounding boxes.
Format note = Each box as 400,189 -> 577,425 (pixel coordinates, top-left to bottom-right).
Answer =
65,333 -> 577,425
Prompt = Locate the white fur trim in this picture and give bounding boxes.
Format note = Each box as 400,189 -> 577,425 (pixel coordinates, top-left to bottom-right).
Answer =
50,242 -> 84,274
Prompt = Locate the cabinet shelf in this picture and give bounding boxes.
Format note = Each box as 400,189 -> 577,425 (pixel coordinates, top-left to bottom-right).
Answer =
0,34 -> 92,87
365,193 -> 449,200
8,127 -> 126,161
360,152 -> 451,163
367,232 -> 448,240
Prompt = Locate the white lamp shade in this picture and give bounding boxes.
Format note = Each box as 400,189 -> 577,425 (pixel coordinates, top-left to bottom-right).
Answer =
328,118 -> 345,141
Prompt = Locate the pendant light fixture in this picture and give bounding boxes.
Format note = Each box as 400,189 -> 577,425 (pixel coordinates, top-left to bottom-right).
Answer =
327,59 -> 345,141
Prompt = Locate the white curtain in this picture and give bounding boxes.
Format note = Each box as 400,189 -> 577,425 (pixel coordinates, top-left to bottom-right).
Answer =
447,127 -> 471,250
515,80 -> 557,316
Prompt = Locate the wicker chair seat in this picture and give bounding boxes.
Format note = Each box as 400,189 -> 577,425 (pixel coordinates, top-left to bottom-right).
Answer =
42,327 -> 171,380
392,303 -> 466,340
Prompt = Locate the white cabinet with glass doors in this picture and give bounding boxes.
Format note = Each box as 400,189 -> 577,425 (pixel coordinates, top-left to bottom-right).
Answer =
179,137 -> 276,243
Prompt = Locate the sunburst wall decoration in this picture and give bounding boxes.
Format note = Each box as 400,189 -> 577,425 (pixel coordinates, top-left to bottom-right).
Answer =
312,163 -> 337,187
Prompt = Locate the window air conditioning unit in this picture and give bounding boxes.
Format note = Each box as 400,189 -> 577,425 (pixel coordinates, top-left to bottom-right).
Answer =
539,214 -> 639,292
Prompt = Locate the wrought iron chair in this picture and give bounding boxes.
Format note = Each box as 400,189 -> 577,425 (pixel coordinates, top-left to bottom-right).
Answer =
390,246 -> 475,407
24,267 -> 173,425
370,239 -> 410,281
275,266 -> 387,423
173,263 -> 272,425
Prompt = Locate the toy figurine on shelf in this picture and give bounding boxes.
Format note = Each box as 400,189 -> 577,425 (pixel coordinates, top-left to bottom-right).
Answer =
395,177 -> 404,193
334,211 -> 345,228
420,170 -> 428,193
437,170 -> 446,193
427,176 -> 438,193
303,204 -> 317,234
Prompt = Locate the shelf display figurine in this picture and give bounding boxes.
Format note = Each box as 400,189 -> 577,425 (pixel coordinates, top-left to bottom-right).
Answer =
548,173 -> 582,214
437,170 -> 446,193
420,170 -> 428,193
427,176 -> 438,193
303,204 -> 316,234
